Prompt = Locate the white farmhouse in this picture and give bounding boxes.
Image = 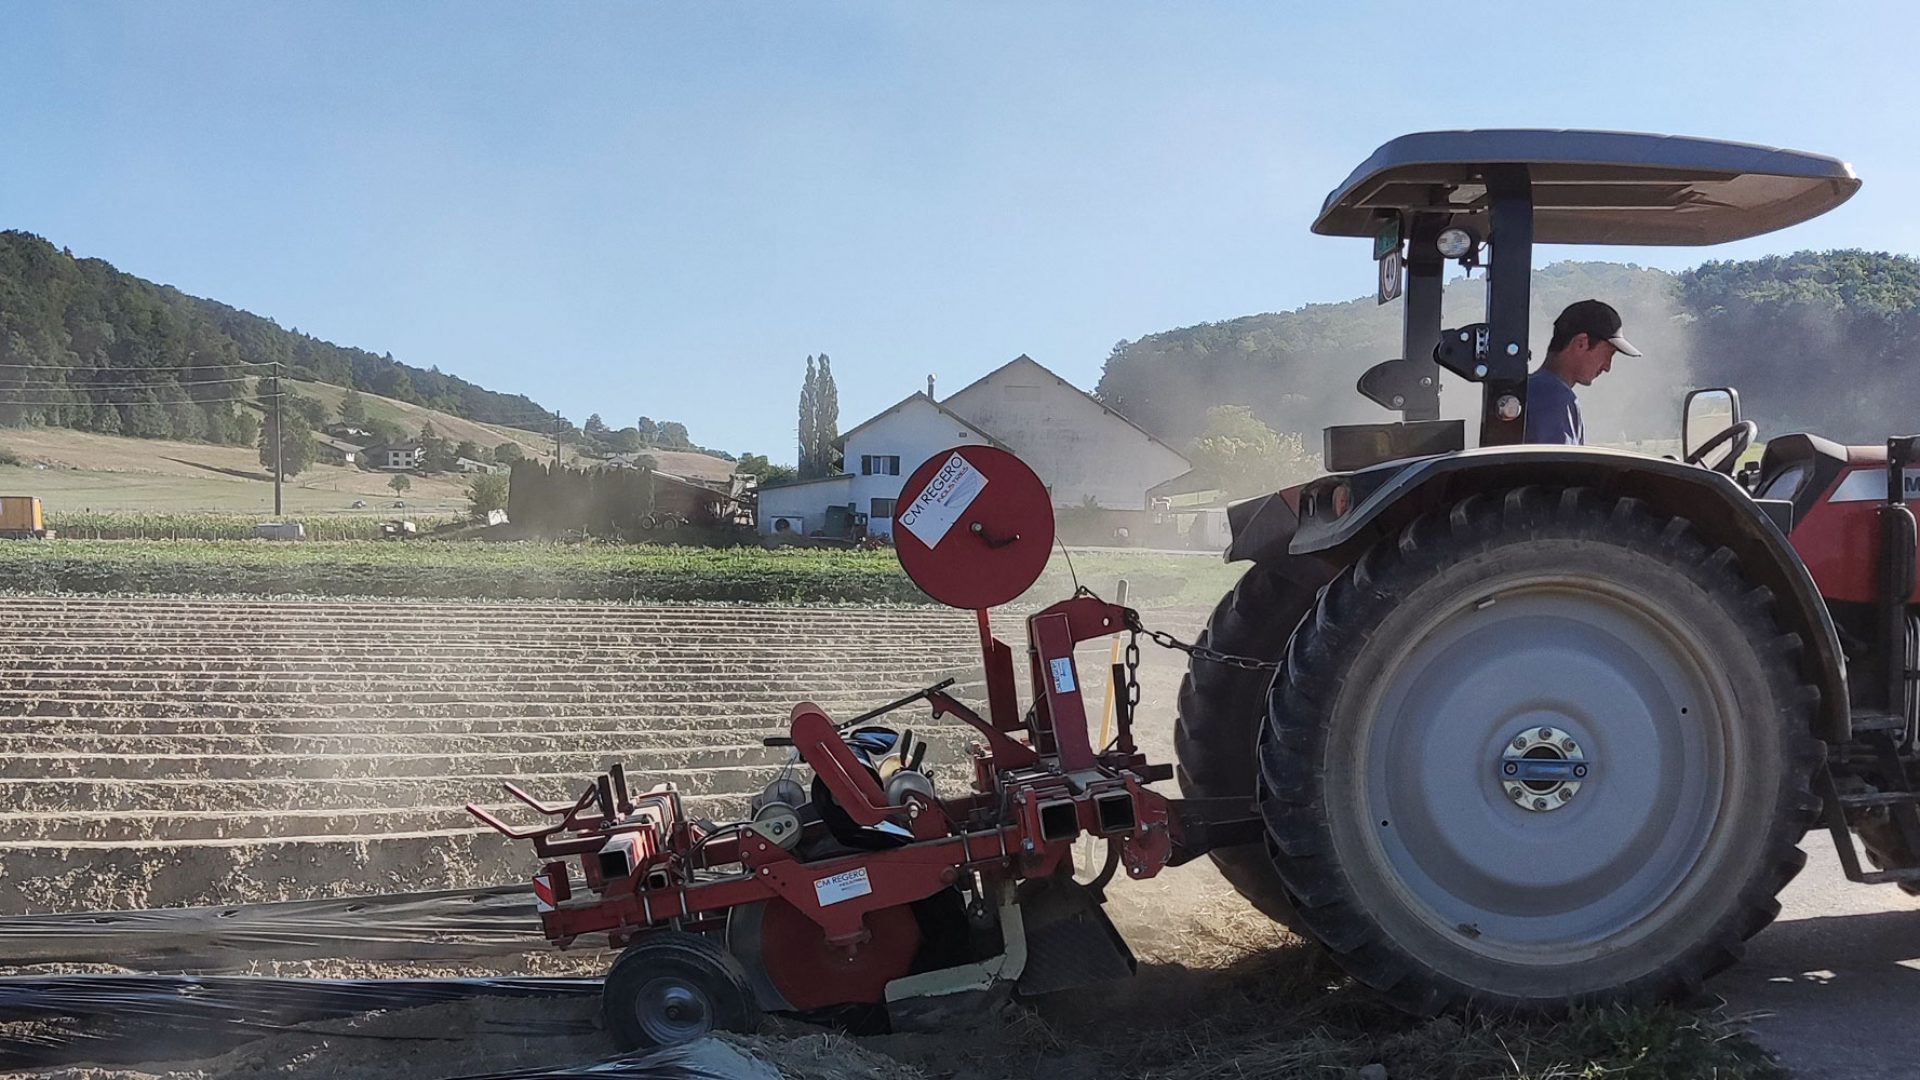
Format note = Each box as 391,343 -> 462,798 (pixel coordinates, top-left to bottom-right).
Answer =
758,356 -> 1191,540
364,443 -> 424,471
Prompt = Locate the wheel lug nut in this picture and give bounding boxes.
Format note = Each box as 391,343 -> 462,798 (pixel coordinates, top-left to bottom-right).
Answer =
1532,797 -> 1548,810
1507,785 -> 1524,799
1562,740 -> 1577,752
1512,737 -> 1527,750
1538,727 -> 1554,740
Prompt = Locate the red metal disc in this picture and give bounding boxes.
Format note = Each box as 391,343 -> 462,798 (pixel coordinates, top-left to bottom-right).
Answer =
894,445 -> 1055,610
754,899 -> 921,1010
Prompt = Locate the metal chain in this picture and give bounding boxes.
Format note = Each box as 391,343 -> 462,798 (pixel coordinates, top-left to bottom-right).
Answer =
1125,610 -> 1281,672
1124,632 -> 1142,712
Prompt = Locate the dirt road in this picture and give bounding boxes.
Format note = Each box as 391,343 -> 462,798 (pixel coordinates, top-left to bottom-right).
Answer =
1718,845 -> 1920,1079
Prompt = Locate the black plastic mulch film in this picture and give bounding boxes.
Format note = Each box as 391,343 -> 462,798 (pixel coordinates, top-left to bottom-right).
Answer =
0,886 -> 697,1075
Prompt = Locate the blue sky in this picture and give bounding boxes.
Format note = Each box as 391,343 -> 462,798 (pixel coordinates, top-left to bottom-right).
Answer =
2,2 -> 1914,461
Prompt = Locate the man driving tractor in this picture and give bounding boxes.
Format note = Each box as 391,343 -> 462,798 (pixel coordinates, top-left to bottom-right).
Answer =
1523,298 -> 1642,444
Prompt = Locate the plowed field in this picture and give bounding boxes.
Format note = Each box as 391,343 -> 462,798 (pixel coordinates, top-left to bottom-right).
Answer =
0,595 -> 983,915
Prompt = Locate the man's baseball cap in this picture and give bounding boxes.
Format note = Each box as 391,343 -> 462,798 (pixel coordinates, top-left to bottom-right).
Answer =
1553,299 -> 1642,357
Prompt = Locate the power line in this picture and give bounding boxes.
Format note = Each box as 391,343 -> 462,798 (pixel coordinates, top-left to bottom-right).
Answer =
0,386 -> 277,401
0,392 -> 277,407
0,377 -> 567,433
0,358 -> 277,371
0,375 -> 264,392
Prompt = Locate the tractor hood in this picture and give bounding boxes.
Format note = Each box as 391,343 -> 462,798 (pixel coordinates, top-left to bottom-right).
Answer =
1316,129 -> 1859,246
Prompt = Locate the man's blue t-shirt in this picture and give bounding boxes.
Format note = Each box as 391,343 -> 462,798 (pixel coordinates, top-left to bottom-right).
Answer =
1523,369 -> 1583,445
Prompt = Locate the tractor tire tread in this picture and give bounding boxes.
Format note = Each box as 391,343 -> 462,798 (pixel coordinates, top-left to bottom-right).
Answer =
1175,561 -> 1323,927
1257,484 -> 1824,1015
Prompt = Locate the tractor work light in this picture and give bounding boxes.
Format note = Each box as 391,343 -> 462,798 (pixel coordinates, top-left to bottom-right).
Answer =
1435,226 -> 1478,260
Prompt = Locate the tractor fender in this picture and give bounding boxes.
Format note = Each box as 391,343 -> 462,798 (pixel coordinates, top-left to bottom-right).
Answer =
1229,446 -> 1850,744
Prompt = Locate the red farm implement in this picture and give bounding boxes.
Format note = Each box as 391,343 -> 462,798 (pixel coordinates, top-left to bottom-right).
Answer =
469,445 -> 1260,1049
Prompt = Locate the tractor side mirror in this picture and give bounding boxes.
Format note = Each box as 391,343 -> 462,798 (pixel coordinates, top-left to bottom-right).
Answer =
1683,388 -> 1742,466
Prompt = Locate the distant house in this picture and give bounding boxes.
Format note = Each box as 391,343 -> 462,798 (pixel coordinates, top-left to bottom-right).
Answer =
455,456 -> 505,475
364,443 -> 423,471
325,424 -> 373,444
758,355 -> 1191,540
313,436 -> 361,467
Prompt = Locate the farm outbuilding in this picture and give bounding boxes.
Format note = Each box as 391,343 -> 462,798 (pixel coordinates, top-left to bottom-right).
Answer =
758,474 -> 854,538
313,437 -> 361,466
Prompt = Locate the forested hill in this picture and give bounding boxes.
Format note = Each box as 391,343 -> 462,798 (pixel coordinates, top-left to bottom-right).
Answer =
0,230 -> 555,440
1097,252 -> 1920,446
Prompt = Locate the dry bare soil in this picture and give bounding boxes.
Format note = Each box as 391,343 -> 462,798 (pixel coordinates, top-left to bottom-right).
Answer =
0,596 -> 1782,1080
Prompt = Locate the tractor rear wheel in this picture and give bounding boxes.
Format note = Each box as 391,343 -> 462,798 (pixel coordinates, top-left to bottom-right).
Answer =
1259,486 -> 1822,1012
1175,560 -> 1327,927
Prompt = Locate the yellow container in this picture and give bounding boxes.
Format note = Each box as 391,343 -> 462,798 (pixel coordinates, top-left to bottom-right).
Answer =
0,497 -> 44,533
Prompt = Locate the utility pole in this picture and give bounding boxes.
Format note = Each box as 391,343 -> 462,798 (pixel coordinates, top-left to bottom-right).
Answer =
552,410 -> 563,465
272,361 -> 283,517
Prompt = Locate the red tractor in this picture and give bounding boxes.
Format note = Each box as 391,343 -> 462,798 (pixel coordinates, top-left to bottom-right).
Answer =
1177,129 -> 1917,1013
481,131 -> 1915,1041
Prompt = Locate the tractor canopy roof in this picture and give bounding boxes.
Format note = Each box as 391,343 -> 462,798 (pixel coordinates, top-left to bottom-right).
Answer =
1315,129 -> 1859,246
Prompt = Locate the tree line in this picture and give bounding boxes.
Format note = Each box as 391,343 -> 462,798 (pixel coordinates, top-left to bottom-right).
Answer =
1097,250 -> 1920,454
0,230 -> 553,438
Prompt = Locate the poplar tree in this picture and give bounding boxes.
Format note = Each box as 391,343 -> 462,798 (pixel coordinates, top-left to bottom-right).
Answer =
814,354 -> 839,476
797,355 -> 818,478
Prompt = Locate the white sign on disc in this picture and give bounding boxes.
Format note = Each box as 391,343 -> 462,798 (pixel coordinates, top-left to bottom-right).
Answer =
814,866 -> 873,906
899,452 -> 989,548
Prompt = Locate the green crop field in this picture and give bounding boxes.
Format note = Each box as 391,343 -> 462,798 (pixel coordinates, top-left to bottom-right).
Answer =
0,538 -> 1245,608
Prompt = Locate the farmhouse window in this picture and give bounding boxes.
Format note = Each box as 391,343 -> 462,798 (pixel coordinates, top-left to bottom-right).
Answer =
860,455 -> 900,476
870,498 -> 897,519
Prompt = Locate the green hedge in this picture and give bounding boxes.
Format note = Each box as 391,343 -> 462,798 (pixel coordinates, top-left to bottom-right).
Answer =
0,539 -> 1245,607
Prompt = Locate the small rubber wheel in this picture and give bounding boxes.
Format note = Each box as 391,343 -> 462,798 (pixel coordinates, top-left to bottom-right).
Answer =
603,930 -> 760,1050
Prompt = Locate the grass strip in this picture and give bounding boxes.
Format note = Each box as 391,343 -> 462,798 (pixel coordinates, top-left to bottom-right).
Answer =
0,540 -> 1247,608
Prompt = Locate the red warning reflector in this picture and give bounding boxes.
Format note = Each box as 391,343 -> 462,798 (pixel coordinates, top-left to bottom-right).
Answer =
894,445 -> 1055,610
532,872 -> 557,912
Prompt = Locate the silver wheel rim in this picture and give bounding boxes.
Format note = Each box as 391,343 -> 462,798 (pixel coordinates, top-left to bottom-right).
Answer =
1353,575 -> 1735,964
634,975 -> 716,1045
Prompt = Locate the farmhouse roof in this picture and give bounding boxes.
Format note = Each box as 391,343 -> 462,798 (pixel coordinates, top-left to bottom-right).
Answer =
942,355 -> 1188,463
759,473 -> 855,491
653,471 -> 727,497
835,391 -> 1011,452
316,436 -> 363,454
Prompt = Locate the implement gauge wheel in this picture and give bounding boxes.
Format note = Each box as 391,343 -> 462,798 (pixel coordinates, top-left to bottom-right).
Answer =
1260,486 -> 1823,1012
603,930 -> 760,1050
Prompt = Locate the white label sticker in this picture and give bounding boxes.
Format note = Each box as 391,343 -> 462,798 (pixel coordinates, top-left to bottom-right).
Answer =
898,452 -> 989,548
1828,467 -> 1920,503
1049,657 -> 1077,694
814,867 -> 873,906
